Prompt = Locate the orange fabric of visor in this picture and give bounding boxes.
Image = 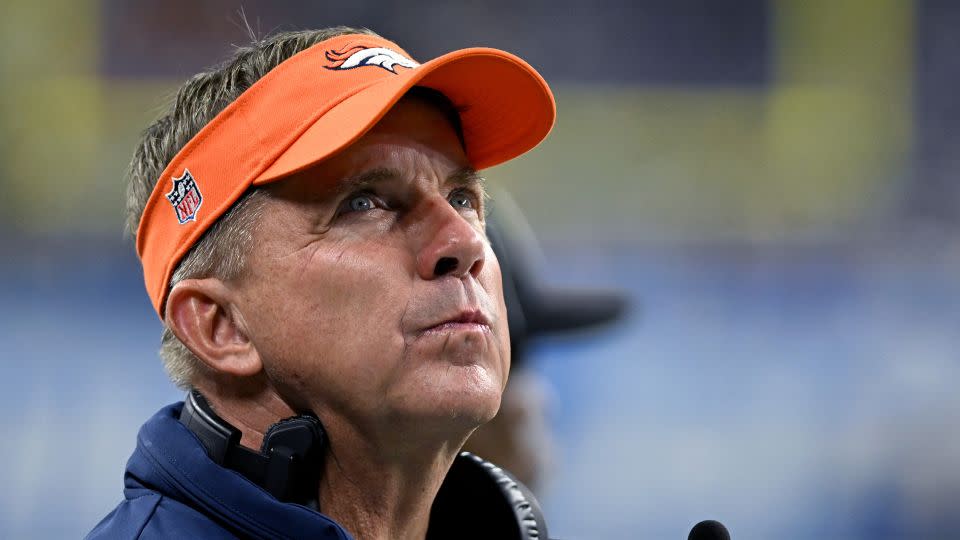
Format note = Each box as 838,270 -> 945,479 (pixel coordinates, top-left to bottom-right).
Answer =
136,33 -> 555,318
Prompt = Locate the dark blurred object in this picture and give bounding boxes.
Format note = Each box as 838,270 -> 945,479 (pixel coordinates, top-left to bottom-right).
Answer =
485,193 -> 629,364
906,0 -> 960,227
687,519 -> 730,540
688,520 -> 730,540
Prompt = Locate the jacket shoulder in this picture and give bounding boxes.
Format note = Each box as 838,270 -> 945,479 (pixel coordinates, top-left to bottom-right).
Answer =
87,493 -> 238,539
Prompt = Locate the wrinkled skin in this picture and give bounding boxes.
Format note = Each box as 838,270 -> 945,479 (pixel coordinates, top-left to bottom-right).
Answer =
233,97 -> 511,450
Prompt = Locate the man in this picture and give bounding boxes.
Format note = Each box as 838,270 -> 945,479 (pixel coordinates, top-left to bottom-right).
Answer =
88,27 -> 555,540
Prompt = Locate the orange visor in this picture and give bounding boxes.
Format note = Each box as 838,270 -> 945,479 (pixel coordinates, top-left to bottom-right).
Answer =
136,33 -> 556,318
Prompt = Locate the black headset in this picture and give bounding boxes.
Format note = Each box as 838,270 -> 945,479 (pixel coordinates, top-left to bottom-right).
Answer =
179,390 -> 326,507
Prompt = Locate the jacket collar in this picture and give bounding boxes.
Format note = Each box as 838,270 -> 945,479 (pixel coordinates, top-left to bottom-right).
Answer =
125,402 -> 545,540
125,403 -> 350,540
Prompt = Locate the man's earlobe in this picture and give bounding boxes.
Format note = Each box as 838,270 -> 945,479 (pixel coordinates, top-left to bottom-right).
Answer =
165,279 -> 262,377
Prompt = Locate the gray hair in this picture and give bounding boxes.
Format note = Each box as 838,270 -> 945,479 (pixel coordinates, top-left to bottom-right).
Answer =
127,27 -> 378,388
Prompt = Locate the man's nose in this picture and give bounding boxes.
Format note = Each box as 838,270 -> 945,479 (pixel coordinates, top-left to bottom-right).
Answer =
414,198 -> 486,280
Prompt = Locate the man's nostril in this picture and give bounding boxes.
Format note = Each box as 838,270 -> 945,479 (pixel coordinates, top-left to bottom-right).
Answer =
434,257 -> 459,277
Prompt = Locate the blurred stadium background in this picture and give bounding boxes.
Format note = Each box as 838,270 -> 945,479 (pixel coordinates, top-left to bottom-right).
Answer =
3,1 -> 960,538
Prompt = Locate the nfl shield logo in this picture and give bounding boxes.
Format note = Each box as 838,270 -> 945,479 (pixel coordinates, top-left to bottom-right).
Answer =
166,169 -> 203,224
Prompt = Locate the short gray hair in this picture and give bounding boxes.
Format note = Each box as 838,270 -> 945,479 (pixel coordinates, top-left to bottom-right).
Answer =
127,27 -> 378,388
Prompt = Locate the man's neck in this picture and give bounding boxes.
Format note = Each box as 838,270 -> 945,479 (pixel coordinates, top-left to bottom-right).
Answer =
317,425 -> 464,540
196,381 -> 297,450
200,385 -> 472,540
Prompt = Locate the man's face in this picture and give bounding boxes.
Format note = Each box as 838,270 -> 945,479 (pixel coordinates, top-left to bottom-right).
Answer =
233,97 -> 510,442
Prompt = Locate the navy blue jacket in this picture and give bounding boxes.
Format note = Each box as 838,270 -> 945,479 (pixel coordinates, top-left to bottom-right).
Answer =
87,403 -> 548,539
87,403 -> 351,539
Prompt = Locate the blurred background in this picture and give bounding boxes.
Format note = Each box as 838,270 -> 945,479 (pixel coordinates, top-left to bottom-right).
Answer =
2,1 -> 960,538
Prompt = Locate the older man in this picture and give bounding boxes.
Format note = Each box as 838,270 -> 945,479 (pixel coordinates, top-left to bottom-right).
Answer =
88,27 -> 555,540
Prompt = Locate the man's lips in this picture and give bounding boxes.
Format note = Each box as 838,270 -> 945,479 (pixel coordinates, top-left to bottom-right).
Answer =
419,309 -> 492,335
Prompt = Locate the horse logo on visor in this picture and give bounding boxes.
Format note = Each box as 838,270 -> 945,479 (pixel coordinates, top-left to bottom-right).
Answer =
325,45 -> 420,74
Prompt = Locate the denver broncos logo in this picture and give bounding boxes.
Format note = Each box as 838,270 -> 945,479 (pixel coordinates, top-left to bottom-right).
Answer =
325,45 -> 420,74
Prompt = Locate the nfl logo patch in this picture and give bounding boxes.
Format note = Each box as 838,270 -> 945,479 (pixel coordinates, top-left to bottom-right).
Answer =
166,169 -> 203,224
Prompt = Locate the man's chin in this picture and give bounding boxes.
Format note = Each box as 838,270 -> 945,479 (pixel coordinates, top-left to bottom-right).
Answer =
388,368 -> 504,436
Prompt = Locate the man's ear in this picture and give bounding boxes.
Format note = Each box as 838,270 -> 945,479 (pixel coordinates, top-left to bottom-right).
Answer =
165,278 -> 262,377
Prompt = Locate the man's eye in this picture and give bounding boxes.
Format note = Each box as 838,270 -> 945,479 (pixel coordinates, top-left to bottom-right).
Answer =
345,194 -> 376,213
449,190 -> 475,210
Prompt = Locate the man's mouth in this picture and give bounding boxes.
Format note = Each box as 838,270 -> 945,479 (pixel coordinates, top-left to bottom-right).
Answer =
421,309 -> 492,335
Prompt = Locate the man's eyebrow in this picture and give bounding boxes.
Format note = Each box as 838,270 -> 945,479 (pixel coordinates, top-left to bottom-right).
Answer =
447,166 -> 487,196
446,167 -> 485,187
333,166 -> 486,196
335,167 -> 401,192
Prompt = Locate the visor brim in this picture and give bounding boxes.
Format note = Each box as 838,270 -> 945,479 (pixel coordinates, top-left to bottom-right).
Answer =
254,47 -> 556,184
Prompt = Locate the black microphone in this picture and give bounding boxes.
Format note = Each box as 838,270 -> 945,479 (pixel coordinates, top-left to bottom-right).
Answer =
688,520 -> 730,540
